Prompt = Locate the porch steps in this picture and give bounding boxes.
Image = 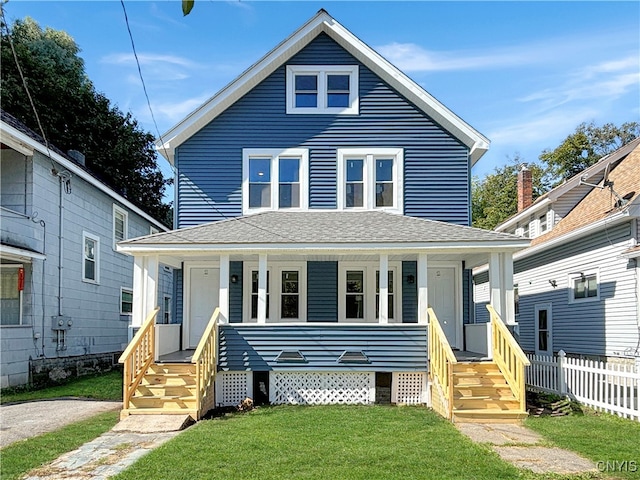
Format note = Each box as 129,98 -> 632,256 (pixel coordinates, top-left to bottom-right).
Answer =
122,362 -> 198,418
451,361 -> 528,424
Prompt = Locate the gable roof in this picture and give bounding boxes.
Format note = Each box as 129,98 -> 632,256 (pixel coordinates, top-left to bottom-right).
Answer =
529,141 -> 640,247
118,210 -> 527,254
0,110 -> 169,231
496,138 -> 640,232
156,9 -> 489,165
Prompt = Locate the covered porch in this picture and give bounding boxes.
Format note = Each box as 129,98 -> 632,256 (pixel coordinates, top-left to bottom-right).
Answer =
116,211 -> 529,420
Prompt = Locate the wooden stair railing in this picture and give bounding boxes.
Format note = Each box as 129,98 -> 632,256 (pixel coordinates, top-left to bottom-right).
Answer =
192,307 -> 220,419
427,307 -> 457,420
118,307 -> 160,412
487,305 -> 531,412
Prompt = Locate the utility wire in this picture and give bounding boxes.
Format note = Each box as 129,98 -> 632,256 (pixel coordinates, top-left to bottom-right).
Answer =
1,5 -> 56,171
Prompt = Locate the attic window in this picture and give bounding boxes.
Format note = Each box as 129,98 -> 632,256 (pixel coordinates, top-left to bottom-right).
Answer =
338,351 -> 370,363
275,350 -> 306,362
286,65 -> 359,115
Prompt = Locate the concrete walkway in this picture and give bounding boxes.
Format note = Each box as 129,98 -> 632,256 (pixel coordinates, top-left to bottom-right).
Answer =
22,415 -> 191,480
457,423 -> 597,475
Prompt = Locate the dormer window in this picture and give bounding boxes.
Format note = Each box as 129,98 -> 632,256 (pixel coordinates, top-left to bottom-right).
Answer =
286,65 -> 359,114
242,149 -> 308,214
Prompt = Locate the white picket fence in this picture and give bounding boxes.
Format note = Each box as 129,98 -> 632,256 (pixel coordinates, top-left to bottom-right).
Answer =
526,350 -> 640,421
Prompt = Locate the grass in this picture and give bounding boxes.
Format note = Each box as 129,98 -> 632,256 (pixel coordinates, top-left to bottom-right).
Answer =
0,369 -> 123,404
526,409 -> 640,480
113,405 -> 527,480
0,410 -> 120,480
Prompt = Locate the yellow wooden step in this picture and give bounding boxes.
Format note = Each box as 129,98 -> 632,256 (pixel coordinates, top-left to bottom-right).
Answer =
453,409 -> 528,424
452,362 -> 500,373
453,399 -> 521,411
130,395 -> 197,409
142,374 -> 197,386
136,385 -> 197,397
147,364 -> 196,375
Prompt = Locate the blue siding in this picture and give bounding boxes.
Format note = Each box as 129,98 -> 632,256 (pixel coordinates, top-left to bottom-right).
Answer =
218,324 -> 428,372
307,261 -> 337,322
402,261 -> 417,323
175,268 -> 183,325
176,33 -> 470,228
463,268 -> 472,324
229,261 -> 243,323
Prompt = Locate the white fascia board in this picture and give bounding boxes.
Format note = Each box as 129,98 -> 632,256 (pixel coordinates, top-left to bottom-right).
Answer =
495,198 -> 552,232
475,210 -> 631,276
1,121 -> 169,232
156,11 -> 489,165
0,244 -> 47,261
117,240 -> 528,256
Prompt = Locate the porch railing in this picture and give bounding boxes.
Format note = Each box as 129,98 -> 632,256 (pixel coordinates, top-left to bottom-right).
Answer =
118,307 -> 159,411
487,305 -> 530,411
427,307 -> 457,420
192,307 -> 220,419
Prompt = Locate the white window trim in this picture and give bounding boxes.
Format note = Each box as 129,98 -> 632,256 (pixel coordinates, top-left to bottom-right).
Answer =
534,302 -> 553,355
120,287 -> 133,315
242,262 -> 307,323
242,148 -> 309,215
568,269 -> 600,304
0,264 -> 25,326
286,65 -> 359,115
112,204 -> 128,250
163,294 -> 172,324
82,231 -> 100,284
150,226 -> 160,235
338,261 -> 402,323
337,148 -> 404,213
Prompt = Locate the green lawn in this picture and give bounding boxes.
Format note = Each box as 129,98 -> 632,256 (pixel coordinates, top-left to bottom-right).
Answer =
0,410 -> 120,480
526,410 -> 640,480
0,369 -> 122,404
114,405 -> 526,480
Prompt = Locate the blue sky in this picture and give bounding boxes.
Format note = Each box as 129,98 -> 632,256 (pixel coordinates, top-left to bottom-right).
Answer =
4,1 -> 639,197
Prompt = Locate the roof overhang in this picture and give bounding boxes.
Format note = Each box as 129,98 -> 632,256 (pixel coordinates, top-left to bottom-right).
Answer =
0,244 -> 46,261
1,120 -> 169,232
156,10 -> 489,166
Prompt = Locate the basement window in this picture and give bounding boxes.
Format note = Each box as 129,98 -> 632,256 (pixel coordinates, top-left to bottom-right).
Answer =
338,351 -> 370,363
275,350 -> 306,362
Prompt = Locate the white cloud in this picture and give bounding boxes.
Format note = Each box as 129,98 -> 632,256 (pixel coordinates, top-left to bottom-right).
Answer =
152,94 -> 215,127
101,53 -> 196,68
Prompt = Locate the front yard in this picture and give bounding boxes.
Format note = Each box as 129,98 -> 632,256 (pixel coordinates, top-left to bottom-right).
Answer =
111,406 -> 519,480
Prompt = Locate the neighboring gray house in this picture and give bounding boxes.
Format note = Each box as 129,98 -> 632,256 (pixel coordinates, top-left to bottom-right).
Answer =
0,110 -> 172,387
117,10 -> 531,424
474,139 -> 640,363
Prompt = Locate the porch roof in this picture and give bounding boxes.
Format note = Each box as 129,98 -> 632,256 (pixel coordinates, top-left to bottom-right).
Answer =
118,211 -> 528,254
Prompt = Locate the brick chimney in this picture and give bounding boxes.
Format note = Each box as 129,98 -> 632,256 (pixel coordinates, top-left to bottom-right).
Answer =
517,165 -> 532,212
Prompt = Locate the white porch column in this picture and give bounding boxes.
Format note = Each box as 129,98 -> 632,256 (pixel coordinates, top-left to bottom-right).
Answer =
378,254 -> 389,324
417,253 -> 428,324
144,255 -> 158,321
489,252 -> 503,318
132,256 -> 145,330
219,254 -> 230,323
502,252 -> 515,325
257,254 -> 267,324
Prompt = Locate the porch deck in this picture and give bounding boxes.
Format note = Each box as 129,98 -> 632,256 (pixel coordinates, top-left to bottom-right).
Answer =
158,349 -> 195,363
454,350 -> 490,362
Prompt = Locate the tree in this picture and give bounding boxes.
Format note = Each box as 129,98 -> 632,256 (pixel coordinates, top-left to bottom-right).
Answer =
1,16 -> 172,226
540,121 -> 639,186
472,157 -> 546,230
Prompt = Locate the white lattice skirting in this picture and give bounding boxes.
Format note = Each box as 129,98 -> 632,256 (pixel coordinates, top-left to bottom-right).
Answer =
392,372 -> 428,405
270,372 -> 375,405
216,372 -> 253,407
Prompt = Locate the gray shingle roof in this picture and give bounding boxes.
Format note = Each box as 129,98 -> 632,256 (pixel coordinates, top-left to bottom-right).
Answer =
121,211 -> 525,247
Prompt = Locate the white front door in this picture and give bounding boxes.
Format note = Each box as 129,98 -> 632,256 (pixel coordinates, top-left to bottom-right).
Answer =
428,266 -> 459,348
188,267 -> 219,348
534,303 -> 552,355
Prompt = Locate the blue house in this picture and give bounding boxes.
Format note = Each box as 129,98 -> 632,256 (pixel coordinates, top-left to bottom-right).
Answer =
118,10 -> 530,423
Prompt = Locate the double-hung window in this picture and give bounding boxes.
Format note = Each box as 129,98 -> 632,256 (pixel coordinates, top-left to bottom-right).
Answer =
113,205 -> 128,250
243,149 -> 308,214
338,263 -> 401,323
569,270 -> 599,303
82,232 -> 100,284
286,65 -> 358,114
120,288 -> 133,315
337,148 -> 403,213
243,263 -> 306,322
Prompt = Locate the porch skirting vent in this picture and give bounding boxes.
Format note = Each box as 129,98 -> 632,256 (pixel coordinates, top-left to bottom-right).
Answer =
216,372 -> 253,407
269,372 -> 375,405
391,372 -> 428,405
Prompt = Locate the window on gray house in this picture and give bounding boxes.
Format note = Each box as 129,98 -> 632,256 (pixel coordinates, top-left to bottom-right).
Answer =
346,159 -> 364,208
249,158 -> 271,208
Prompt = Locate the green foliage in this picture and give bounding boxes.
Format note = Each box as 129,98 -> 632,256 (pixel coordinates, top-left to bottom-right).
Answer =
0,370 -> 123,404
1,17 -> 172,226
472,156 -> 547,230
0,411 -> 119,480
182,0 -> 195,16
540,121 -> 639,186
114,405 -> 522,480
